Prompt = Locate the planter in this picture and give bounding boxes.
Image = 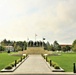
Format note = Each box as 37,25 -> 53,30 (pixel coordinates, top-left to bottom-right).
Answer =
52,66 -> 65,72
1,55 -> 29,72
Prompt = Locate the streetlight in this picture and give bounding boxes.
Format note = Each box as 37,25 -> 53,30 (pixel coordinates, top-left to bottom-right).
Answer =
42,38 -> 45,48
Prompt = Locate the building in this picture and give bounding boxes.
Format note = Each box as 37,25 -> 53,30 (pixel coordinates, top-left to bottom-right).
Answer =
4,46 -> 14,52
60,44 -> 72,48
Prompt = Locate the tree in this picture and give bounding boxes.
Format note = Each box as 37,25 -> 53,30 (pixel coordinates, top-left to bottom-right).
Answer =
45,42 -> 51,51
66,45 -> 71,51
28,41 -> 33,47
1,39 -> 7,46
57,45 -> 61,51
50,44 -> 55,51
1,39 -> 14,46
0,46 -> 5,51
39,41 -> 42,47
15,45 -> 22,52
53,40 -> 61,50
62,47 -> 66,52
72,40 -> 76,52
23,41 -> 27,50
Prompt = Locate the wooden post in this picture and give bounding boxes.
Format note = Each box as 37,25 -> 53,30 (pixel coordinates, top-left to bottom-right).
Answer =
73,63 -> 76,73
21,57 -> 22,62
46,56 -> 47,61
15,60 -> 17,67
50,60 -> 52,66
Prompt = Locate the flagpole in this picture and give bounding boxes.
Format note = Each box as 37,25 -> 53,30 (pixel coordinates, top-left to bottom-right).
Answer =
42,38 -> 45,48
35,34 -> 37,42
27,38 -> 29,49
35,35 -> 36,42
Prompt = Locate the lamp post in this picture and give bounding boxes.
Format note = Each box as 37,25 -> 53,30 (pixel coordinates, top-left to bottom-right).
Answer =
35,34 -> 37,42
42,38 -> 45,48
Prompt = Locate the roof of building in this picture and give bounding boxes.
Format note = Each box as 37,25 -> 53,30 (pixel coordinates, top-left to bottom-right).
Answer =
60,44 -> 72,46
4,46 -> 14,48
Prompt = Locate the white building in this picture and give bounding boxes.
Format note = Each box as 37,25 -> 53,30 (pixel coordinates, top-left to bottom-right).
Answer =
4,46 -> 14,52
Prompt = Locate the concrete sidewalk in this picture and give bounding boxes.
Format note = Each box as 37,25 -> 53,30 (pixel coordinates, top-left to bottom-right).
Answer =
13,55 -> 52,74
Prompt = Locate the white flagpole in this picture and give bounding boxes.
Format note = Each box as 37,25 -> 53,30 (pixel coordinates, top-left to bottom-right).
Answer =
35,35 -> 36,42
35,34 -> 37,41
42,38 -> 45,48
27,38 -> 29,48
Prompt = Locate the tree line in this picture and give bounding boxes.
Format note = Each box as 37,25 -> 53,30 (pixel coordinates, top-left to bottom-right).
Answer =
44,41 -> 71,52
0,39 -> 76,52
27,41 -> 45,47
0,39 -> 27,52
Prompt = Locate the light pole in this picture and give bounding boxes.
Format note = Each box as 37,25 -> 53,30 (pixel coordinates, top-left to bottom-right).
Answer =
42,38 -> 45,48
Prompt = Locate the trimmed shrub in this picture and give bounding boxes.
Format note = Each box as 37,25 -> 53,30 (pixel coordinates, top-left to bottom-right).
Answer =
42,55 -> 45,59
54,65 -> 60,69
41,54 -> 44,58
20,57 -> 22,62
23,56 -> 25,59
11,62 -> 15,67
17,59 -> 20,64
26,54 -> 27,56
5,65 -> 12,69
52,62 -> 57,67
7,50 -> 10,53
22,56 -> 26,60
22,56 -> 24,59
50,60 -> 52,66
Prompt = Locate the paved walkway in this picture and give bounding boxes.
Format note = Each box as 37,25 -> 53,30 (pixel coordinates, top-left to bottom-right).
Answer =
13,55 -> 52,74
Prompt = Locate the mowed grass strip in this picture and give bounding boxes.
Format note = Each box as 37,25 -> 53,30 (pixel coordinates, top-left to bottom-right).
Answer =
47,53 -> 76,72
0,52 -> 20,70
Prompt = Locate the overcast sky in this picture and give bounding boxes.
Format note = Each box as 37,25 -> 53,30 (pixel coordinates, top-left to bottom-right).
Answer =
0,0 -> 76,44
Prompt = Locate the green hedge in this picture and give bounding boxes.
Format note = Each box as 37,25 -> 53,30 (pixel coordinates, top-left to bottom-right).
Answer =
5,65 -> 12,69
5,56 -> 26,69
11,62 -> 15,67
54,65 -> 60,69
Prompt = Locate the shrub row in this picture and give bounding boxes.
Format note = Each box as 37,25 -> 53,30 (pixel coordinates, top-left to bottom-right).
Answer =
41,54 -> 47,59
5,55 -> 26,70
41,54 -> 60,69
51,61 -> 60,69
5,65 -> 12,69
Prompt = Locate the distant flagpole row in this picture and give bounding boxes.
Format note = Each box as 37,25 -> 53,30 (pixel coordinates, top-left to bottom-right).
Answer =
27,34 -> 46,47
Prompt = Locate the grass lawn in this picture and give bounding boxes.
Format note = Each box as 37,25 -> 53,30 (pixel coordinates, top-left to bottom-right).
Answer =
0,52 -> 20,70
47,53 -> 76,72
